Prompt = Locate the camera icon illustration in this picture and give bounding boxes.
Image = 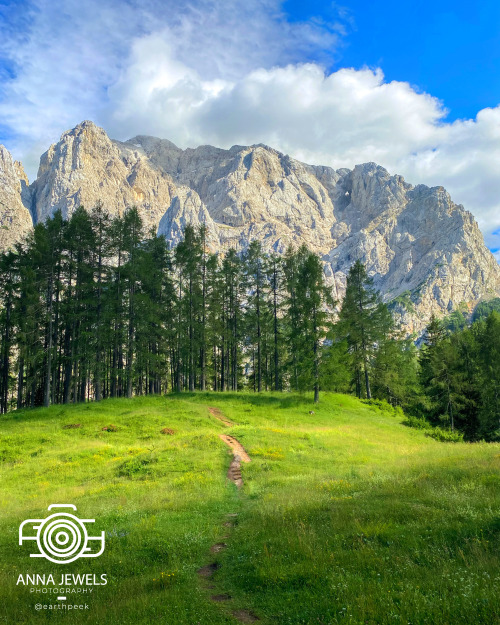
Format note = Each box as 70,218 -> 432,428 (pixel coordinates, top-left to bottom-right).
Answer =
19,504 -> 105,564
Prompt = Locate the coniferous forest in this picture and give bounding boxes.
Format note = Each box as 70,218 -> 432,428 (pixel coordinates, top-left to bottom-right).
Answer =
0,205 -> 499,441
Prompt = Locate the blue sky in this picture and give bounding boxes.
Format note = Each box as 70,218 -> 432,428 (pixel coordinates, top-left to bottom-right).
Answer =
285,0 -> 500,122
0,0 -> 499,258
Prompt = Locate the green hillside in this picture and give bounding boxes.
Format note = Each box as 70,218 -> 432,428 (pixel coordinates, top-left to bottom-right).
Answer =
1,393 -> 499,624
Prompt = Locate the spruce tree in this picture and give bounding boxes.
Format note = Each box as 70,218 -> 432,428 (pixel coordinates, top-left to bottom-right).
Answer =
0,250 -> 17,413
267,253 -> 284,391
478,311 -> 500,439
243,241 -> 268,392
284,245 -> 332,402
338,260 -> 388,399
90,202 -> 112,401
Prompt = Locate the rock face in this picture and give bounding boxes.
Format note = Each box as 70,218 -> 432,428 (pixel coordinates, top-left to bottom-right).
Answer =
32,121 -> 177,231
3,120 -> 500,334
126,132 -> 500,334
0,145 -> 33,250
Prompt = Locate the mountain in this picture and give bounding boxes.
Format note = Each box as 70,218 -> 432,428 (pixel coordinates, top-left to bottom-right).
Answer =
0,145 -> 33,250
1,120 -> 500,334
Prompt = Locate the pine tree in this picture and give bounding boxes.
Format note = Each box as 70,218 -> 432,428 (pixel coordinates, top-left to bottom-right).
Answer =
90,202 -> 112,401
452,326 -> 481,439
199,225 -> 209,391
174,225 -> 203,391
283,245 -> 332,402
13,235 -> 39,408
34,211 -> 65,407
372,334 -> 419,408
205,252 -> 224,391
478,311 -> 500,439
419,314 -> 447,422
220,249 -> 243,391
243,241 -> 268,392
121,208 -> 144,397
109,212 -> 127,397
338,260 -> 388,399
267,253 -> 284,391
283,246 -> 305,391
6,205 -> 499,436
0,250 -> 17,413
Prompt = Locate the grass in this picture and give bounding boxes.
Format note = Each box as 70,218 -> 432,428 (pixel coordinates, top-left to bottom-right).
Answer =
1,392 -> 499,624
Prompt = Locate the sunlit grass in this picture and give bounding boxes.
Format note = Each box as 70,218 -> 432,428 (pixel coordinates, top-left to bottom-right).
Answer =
1,393 -> 499,624
0,396 -> 238,624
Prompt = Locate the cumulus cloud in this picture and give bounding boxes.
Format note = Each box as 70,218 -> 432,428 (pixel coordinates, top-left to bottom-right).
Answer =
107,49 -> 500,252
0,0 -> 499,255
0,0 -> 342,175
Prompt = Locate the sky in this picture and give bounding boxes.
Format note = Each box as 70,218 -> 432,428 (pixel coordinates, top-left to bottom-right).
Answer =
0,0 -> 499,260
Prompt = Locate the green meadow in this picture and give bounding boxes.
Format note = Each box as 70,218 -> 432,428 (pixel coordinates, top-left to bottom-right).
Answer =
0,393 -> 499,624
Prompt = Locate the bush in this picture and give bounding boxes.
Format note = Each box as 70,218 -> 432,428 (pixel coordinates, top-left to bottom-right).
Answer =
425,428 -> 464,443
402,415 -> 463,441
402,415 -> 432,430
361,399 -> 399,415
118,454 -> 157,478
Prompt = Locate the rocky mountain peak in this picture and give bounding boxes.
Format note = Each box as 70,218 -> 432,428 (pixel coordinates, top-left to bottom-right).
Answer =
0,121 -> 499,335
0,144 -> 33,250
32,122 -> 178,228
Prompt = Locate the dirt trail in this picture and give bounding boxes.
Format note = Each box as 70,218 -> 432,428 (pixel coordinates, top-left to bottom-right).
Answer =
219,434 -> 251,489
197,408 -> 259,622
208,406 -> 234,427
219,435 -> 251,463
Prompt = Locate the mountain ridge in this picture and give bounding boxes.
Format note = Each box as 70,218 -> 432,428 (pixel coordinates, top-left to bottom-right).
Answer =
1,120 -> 499,335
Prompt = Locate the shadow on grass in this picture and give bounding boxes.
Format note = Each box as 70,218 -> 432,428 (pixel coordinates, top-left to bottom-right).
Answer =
170,390 -> 315,410
3,391 -> 317,426
0,395 -> 153,425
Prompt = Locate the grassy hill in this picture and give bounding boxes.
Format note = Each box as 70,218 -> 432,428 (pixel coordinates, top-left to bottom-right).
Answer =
1,393 -> 499,624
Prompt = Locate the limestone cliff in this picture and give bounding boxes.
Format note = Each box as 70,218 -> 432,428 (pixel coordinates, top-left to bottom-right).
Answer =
32,121 -> 177,231
0,145 -> 33,250
3,121 -> 500,334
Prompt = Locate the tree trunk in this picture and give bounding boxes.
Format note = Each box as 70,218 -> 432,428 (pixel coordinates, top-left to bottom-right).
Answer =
273,263 -> 279,391
44,272 -> 54,408
364,359 -> 371,399
1,293 -> 12,413
17,357 -> 24,410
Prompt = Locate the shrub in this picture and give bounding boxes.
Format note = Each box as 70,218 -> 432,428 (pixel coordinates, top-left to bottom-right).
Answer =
362,399 -> 403,416
118,454 -> 157,478
425,428 -> 464,443
402,415 -> 432,430
402,415 -> 463,441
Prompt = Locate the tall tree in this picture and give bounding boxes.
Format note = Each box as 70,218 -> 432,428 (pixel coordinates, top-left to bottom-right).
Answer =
90,202 -> 112,401
122,208 -> 144,397
221,249 -> 243,391
0,250 -> 17,413
478,312 -> 500,439
174,225 -> 203,391
372,334 -> 419,409
284,245 -> 332,402
267,253 -> 284,391
338,260 -> 390,399
243,241 -> 268,392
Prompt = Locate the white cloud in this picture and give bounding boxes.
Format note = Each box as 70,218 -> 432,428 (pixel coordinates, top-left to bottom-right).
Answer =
0,1 -> 499,256
107,50 -> 500,252
0,0 -> 341,171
